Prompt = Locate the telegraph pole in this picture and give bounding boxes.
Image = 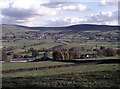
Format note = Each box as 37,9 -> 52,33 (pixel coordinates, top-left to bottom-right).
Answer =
96,44 -> 98,63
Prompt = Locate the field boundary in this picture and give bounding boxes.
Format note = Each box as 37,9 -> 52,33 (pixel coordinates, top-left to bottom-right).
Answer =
2,63 -> 96,74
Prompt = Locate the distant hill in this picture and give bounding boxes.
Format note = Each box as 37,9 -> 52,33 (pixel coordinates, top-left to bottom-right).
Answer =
1,24 -> 119,33
27,24 -> 119,31
1,24 -> 30,33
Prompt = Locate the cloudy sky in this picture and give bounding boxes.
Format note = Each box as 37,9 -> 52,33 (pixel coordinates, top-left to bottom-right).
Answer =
0,0 -> 119,27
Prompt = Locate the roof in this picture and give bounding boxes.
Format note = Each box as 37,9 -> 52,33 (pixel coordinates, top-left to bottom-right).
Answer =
10,59 -> 29,61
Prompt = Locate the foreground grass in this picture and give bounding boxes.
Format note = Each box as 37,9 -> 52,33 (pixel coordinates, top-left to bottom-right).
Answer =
2,64 -> 119,88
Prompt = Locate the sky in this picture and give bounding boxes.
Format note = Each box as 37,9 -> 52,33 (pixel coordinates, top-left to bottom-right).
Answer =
0,0 -> 119,27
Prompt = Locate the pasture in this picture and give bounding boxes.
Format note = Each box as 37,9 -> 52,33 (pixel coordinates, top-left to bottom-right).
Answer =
2,56 -> 120,88
2,63 -> 119,88
2,61 -> 73,71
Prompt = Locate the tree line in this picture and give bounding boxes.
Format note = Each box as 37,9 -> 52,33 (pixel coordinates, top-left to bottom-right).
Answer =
2,46 -> 120,62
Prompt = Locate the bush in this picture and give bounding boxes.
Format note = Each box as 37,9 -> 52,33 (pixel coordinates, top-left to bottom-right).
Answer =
52,50 -> 64,60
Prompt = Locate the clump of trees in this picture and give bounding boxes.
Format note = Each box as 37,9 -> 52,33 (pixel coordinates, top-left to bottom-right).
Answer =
105,48 -> 117,56
95,46 -> 119,57
53,46 -> 120,60
52,47 -> 81,60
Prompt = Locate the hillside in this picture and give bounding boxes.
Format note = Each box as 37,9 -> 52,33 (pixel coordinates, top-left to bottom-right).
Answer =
1,24 -> 119,33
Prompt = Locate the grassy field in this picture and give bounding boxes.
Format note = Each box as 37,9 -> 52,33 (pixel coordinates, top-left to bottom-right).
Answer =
2,56 -> 120,88
2,63 -> 119,88
2,56 -> 119,71
2,61 -> 74,71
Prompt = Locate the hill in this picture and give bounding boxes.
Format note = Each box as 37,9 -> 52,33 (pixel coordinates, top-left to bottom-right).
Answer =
1,24 -> 119,33
27,24 -> 119,31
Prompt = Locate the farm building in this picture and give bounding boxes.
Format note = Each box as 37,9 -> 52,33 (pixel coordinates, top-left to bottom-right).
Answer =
10,59 -> 29,62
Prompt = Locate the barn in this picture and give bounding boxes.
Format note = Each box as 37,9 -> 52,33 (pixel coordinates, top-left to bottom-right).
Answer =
10,59 -> 29,62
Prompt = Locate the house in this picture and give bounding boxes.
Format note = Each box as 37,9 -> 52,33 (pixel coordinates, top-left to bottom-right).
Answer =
10,59 -> 29,62
80,54 -> 96,59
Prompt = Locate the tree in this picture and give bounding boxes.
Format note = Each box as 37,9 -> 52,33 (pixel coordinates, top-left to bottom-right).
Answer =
69,51 -> 80,59
32,50 -> 39,58
96,49 -> 104,57
24,55 -> 29,58
44,51 -> 49,57
117,49 -> 120,56
81,47 -> 85,51
13,53 -> 20,59
2,48 -> 8,62
100,46 -> 106,50
69,47 -> 81,52
105,48 -> 117,57
52,50 -> 64,60
64,51 -> 69,60
29,47 -> 34,52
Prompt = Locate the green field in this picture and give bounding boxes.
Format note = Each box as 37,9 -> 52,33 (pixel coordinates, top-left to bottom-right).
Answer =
2,61 -> 74,71
2,56 -> 120,88
2,56 -> 119,71
2,63 -> 119,88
